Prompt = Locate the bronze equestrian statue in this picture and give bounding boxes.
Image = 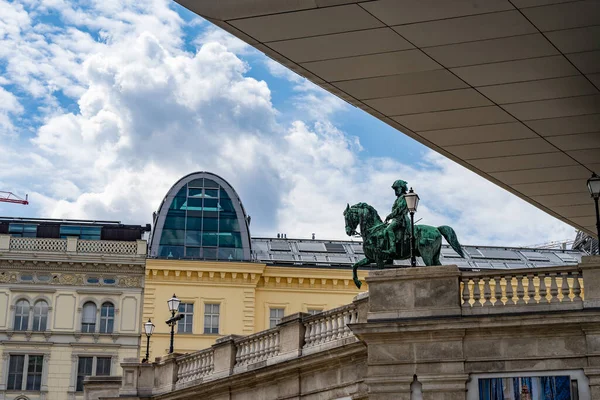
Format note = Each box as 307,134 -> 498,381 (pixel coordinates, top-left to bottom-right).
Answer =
344,180 -> 464,288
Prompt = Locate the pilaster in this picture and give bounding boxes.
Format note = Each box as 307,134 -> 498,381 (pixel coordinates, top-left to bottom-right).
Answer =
581,256 -> 600,308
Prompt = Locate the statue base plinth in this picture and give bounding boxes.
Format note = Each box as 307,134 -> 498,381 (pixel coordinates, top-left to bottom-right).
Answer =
366,265 -> 461,320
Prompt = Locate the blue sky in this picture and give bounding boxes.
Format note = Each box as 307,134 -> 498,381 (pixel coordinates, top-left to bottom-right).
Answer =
0,0 -> 576,246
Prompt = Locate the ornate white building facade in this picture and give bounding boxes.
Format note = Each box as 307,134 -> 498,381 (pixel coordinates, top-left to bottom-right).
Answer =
0,221 -> 147,400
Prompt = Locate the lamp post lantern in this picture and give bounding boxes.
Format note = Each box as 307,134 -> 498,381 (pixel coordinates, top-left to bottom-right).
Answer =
588,173 -> 600,254
166,294 -> 181,354
143,319 -> 155,362
404,188 -> 420,267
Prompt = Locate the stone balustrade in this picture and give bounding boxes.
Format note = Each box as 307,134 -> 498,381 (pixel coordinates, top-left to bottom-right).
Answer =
234,328 -> 280,367
8,236 -> 67,252
303,303 -> 358,348
0,234 -> 146,256
77,239 -> 140,254
461,266 -> 584,314
176,348 -> 214,388
110,295 -> 368,398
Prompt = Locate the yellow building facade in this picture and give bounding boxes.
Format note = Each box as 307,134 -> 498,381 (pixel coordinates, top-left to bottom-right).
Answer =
143,258 -> 367,358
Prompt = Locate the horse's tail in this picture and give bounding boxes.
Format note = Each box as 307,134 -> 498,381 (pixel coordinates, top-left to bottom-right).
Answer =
437,226 -> 465,258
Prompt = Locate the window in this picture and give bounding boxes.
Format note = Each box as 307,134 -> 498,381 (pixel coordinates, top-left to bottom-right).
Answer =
178,303 -> 194,333
307,309 -> 323,316
76,356 -> 111,392
478,376 -> 573,400
32,301 -> 48,331
269,308 -> 284,328
204,304 -> 220,334
156,176 -> 247,261
99,303 -> 114,333
8,224 -> 37,237
81,302 -> 97,333
96,357 -> 111,376
7,354 -> 43,391
59,225 -> 101,240
14,300 -> 30,331
76,357 -> 93,392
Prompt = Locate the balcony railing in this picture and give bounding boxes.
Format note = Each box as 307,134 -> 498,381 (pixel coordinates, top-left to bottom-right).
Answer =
0,235 -> 146,256
176,348 -> 214,388
234,328 -> 280,368
460,265 -> 584,314
304,303 -> 359,349
168,299 -> 365,391
8,237 -> 67,252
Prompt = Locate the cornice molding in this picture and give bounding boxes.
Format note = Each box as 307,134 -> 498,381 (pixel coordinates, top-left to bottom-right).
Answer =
145,264 -> 368,291
0,270 -> 144,289
0,259 -> 145,275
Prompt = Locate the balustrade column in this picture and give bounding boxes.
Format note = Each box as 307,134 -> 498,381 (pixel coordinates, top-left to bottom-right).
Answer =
494,277 -> 503,305
472,278 -> 482,306
516,275 -> 526,305
550,273 -> 560,303
527,274 -> 536,304
461,278 -> 470,307
506,276 -> 515,305
573,272 -> 582,302
560,273 -> 570,302
539,274 -> 549,303
483,277 -> 492,306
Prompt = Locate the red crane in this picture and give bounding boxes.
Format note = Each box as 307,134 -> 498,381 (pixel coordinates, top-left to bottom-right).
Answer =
0,191 -> 29,205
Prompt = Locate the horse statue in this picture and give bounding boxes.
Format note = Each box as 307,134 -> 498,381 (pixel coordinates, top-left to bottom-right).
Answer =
343,202 -> 464,288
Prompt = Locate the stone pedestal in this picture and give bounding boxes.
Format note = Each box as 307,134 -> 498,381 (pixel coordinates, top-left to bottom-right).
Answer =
367,265 -> 461,320
358,266 -> 468,400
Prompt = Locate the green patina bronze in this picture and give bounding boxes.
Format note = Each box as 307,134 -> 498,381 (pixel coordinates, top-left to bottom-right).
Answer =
344,180 -> 465,288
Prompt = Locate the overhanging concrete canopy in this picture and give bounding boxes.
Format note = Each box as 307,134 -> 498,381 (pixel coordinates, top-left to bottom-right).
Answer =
177,0 -> 600,238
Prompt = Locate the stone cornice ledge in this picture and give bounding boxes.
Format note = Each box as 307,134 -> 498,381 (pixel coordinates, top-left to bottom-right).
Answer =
366,265 -> 460,282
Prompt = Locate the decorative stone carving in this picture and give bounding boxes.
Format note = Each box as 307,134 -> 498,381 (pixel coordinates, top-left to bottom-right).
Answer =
119,276 -> 141,288
60,274 -> 76,285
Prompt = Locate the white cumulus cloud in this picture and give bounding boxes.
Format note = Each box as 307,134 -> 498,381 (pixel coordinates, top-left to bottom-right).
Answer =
0,0 -> 577,249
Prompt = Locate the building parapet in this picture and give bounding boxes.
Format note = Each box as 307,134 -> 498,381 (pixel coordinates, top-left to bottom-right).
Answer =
0,234 -> 147,257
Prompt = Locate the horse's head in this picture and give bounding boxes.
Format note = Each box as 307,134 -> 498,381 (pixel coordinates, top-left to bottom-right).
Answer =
343,203 -> 360,237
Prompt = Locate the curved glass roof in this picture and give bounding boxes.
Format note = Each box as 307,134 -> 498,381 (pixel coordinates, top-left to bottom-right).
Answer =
150,172 -> 251,261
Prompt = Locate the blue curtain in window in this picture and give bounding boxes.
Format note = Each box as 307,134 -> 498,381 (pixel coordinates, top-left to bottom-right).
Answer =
541,376 -> 571,400
492,379 -> 504,400
479,378 -> 504,400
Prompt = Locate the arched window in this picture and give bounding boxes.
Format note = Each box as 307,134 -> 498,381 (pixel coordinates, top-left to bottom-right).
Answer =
99,302 -> 114,333
81,302 -> 97,333
32,300 -> 48,331
14,300 -> 30,331
150,173 -> 252,261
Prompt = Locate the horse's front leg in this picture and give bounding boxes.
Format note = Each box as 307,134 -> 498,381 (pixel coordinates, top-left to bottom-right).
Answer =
352,257 -> 371,289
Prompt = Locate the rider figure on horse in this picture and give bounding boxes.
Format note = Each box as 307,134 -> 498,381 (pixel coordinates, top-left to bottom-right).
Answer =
383,179 -> 411,256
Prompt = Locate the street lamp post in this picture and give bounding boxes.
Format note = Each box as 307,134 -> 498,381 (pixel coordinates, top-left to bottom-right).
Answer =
404,188 -> 420,267
588,173 -> 600,254
166,294 -> 182,354
143,319 -> 155,362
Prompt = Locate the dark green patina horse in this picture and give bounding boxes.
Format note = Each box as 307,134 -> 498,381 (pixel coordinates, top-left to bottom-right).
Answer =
344,202 -> 464,288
